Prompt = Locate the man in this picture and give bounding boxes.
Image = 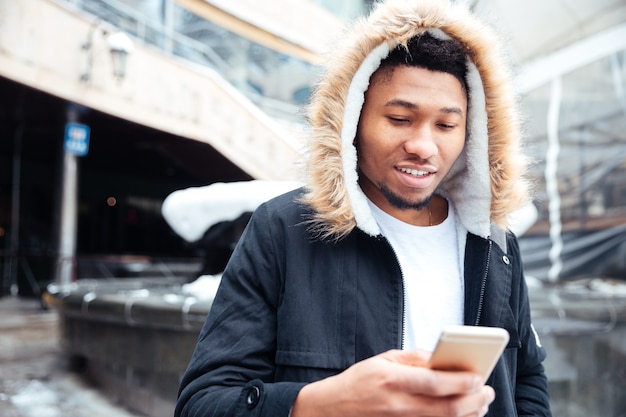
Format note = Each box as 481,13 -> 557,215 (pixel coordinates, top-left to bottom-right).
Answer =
175,1 -> 551,416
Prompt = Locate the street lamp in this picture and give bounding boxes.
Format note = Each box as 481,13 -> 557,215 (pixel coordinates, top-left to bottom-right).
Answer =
107,32 -> 134,81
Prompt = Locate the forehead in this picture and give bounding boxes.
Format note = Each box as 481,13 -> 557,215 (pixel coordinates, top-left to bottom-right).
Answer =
370,64 -> 468,99
366,65 -> 467,110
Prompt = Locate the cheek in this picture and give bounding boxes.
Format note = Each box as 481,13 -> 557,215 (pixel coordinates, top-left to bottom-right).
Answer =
356,144 -> 374,173
359,121 -> 399,155
356,139 -> 384,179
356,129 -> 381,162
441,134 -> 466,160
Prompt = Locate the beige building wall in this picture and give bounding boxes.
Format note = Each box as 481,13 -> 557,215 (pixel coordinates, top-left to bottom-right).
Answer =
0,0 -> 302,180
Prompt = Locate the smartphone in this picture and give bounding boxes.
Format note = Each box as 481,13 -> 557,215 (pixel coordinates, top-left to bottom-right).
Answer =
428,325 -> 509,382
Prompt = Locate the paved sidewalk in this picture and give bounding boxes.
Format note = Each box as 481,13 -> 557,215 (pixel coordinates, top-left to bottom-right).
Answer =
0,296 -> 144,417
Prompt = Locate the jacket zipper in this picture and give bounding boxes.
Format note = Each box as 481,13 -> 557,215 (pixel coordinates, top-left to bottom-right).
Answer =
380,237 -> 406,349
474,239 -> 492,326
401,269 -> 406,350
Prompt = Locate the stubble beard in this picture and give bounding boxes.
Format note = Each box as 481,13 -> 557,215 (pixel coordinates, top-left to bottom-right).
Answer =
379,184 -> 433,211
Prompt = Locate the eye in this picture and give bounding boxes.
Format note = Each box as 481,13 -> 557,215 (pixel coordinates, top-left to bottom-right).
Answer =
388,116 -> 410,124
437,122 -> 457,130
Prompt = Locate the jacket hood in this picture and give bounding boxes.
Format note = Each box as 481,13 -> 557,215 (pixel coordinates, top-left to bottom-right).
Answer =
301,0 -> 530,240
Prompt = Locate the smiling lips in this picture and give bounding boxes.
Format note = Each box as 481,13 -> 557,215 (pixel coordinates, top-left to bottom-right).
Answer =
395,166 -> 437,190
398,167 -> 431,177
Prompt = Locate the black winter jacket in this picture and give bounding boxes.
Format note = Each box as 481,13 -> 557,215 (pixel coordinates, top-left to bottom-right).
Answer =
175,190 -> 551,417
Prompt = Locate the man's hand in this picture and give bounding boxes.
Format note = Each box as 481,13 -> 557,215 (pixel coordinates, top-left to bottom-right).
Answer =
290,349 -> 495,417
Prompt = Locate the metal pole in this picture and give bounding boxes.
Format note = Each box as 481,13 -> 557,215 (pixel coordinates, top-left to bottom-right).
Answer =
6,125 -> 24,295
55,106 -> 81,285
545,77 -> 563,282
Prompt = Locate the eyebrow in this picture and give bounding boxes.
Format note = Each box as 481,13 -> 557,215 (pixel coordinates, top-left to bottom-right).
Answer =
384,99 -> 465,118
384,99 -> 417,109
440,106 -> 465,117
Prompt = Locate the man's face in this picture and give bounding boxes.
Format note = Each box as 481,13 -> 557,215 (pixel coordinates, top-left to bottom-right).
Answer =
356,65 -> 467,224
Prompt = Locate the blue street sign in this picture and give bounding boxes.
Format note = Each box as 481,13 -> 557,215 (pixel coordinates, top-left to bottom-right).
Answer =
64,122 -> 90,156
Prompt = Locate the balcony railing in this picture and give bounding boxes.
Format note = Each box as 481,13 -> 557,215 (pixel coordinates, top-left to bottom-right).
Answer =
61,0 -> 307,124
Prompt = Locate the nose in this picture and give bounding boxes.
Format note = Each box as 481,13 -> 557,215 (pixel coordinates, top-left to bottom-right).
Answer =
403,124 -> 438,159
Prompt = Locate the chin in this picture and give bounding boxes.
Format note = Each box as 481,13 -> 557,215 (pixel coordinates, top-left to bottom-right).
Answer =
381,186 -> 433,211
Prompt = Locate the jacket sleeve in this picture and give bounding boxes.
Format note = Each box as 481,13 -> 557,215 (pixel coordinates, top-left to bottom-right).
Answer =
508,234 -> 552,416
174,202 -> 307,417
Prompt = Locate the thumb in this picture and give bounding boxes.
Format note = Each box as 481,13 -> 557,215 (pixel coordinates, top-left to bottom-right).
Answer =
381,349 -> 431,367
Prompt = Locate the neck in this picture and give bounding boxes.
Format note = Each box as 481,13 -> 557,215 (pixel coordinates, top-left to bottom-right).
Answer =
428,195 -> 448,226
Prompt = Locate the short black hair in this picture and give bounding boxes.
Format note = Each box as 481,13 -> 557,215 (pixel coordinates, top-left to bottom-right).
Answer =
374,32 -> 469,95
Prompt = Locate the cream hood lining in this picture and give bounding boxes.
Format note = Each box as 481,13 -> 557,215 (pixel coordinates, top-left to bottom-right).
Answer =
341,29 -> 492,239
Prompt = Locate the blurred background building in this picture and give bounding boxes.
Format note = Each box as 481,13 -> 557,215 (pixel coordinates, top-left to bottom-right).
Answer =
0,0 -> 370,293
1,0 -> 625,292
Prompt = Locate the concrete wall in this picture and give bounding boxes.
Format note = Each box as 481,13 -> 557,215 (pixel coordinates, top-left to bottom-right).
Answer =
531,281 -> 626,417
47,277 -> 626,417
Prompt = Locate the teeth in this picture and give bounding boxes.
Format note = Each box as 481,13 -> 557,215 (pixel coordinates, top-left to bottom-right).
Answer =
399,167 -> 429,177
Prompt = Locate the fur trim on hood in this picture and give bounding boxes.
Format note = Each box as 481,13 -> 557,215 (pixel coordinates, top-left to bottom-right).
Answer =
301,0 -> 530,241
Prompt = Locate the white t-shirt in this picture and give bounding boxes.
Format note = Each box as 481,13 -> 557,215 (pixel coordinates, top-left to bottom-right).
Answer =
368,199 -> 463,352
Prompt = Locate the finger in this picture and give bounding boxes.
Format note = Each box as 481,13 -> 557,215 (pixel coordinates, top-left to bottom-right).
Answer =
417,385 -> 495,417
395,366 -> 482,397
463,386 -> 495,417
381,349 -> 432,367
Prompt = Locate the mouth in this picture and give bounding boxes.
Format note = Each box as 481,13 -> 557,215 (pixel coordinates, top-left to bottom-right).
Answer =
397,167 -> 432,177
